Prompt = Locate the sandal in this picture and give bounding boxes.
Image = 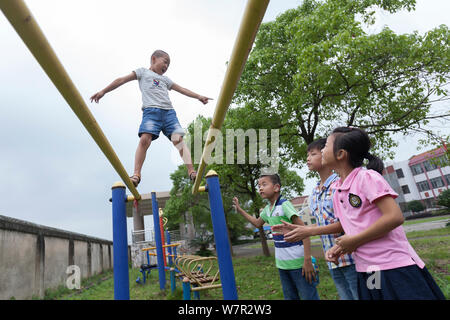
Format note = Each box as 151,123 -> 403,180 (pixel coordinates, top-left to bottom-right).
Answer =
188,170 -> 197,182
130,174 -> 141,187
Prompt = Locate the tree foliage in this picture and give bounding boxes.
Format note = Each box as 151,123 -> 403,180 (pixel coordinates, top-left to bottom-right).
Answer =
407,200 -> 425,212
234,0 -> 450,165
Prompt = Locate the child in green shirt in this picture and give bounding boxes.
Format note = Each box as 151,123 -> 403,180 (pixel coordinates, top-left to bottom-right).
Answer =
233,174 -> 320,300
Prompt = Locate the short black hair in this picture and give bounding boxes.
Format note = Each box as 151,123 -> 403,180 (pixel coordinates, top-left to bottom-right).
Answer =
307,138 -> 326,152
259,173 -> 281,187
151,50 -> 169,59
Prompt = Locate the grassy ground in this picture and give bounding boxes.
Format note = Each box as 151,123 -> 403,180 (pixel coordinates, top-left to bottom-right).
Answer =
49,227 -> 450,300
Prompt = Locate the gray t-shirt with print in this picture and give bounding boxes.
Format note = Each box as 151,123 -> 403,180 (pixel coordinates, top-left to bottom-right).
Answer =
134,68 -> 174,110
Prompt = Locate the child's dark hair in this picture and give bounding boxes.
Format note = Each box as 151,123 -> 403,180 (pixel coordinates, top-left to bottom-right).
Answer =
331,127 -> 384,174
307,138 -> 327,152
151,49 -> 169,59
259,173 -> 282,187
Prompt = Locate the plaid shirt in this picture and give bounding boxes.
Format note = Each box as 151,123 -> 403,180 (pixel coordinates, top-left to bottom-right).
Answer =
309,173 -> 355,270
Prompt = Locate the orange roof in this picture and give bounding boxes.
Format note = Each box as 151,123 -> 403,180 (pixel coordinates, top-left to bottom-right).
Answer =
409,145 -> 447,165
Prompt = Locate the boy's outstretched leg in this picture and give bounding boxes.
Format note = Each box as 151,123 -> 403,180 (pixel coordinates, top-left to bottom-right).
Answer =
171,134 -> 196,182
131,133 -> 153,186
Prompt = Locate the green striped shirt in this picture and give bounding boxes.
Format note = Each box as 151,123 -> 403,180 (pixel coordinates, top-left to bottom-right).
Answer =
260,196 -> 305,270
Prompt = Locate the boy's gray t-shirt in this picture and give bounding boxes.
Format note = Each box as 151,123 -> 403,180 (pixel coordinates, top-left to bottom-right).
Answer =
134,68 -> 174,110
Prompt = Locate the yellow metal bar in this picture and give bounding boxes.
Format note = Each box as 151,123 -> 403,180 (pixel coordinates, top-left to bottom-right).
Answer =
142,243 -> 181,251
0,0 -> 141,200
192,0 -> 270,194
191,284 -> 222,292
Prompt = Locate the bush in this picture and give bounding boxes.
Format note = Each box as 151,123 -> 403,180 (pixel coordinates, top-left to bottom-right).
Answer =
189,231 -> 215,257
407,200 -> 425,212
194,248 -> 214,257
437,189 -> 450,209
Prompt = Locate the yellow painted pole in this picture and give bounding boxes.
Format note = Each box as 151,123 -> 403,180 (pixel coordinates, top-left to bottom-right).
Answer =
0,0 -> 141,200
192,0 -> 270,194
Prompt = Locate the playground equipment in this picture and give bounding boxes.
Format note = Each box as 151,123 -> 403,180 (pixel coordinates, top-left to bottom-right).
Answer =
136,243 -> 180,285
134,210 -> 222,300
1,0 -> 270,300
176,255 -> 222,300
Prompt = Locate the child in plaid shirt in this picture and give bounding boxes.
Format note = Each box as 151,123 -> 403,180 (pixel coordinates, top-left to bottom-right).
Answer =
273,139 -> 358,300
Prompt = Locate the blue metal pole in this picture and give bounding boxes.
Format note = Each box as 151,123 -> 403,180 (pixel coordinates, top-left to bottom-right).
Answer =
151,192 -> 166,290
182,277 -> 191,300
170,268 -> 176,293
205,171 -> 238,300
193,285 -> 200,300
111,182 -> 130,300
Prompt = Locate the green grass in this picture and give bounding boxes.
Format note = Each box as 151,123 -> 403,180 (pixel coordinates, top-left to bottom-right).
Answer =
406,226 -> 450,239
409,235 -> 450,298
43,270 -> 114,300
247,241 -> 274,249
46,227 -> 449,300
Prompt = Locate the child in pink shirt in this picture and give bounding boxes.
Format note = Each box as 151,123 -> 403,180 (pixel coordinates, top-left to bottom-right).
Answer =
322,127 -> 444,300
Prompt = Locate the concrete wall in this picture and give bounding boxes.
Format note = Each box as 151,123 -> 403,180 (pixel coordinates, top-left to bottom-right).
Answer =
0,215 -> 118,300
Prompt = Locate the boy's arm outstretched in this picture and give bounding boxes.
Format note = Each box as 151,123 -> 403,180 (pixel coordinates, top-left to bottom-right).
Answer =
171,83 -> 212,105
272,220 -> 344,242
90,72 -> 137,103
232,197 -> 264,228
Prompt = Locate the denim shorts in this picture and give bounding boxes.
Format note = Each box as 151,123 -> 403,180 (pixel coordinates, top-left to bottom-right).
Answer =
138,107 -> 185,141
329,264 -> 359,300
278,268 -> 320,300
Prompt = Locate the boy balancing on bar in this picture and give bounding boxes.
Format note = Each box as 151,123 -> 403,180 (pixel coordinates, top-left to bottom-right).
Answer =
90,50 -> 211,187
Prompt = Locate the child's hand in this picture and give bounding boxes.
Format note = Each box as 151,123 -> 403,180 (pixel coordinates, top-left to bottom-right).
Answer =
198,96 -> 212,104
232,197 -> 241,212
90,91 -> 105,103
284,222 -> 312,243
335,234 -> 359,255
271,220 -> 295,235
302,258 -> 317,284
325,245 -> 343,265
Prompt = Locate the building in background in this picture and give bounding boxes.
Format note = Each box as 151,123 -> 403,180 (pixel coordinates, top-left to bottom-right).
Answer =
383,145 -> 449,211
291,195 -> 315,225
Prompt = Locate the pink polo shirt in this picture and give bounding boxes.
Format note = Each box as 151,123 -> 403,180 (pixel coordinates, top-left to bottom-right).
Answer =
332,167 -> 425,273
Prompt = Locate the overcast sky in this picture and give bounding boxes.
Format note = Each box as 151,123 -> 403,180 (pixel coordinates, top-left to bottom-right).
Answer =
1,0 -> 449,241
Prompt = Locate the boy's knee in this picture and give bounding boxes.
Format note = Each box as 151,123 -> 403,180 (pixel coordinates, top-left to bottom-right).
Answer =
140,133 -> 152,147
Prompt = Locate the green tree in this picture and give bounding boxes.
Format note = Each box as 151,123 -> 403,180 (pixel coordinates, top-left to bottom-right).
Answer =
407,200 -> 425,212
437,189 -> 450,209
234,0 -> 450,165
